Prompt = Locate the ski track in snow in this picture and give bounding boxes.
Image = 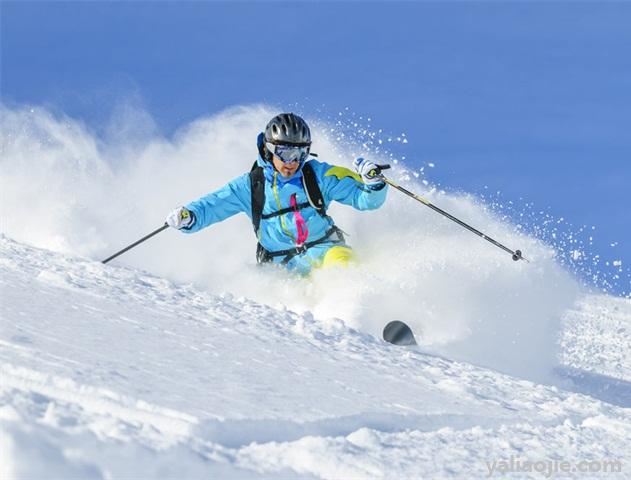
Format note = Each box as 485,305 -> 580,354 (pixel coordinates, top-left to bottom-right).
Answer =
1,236 -> 630,479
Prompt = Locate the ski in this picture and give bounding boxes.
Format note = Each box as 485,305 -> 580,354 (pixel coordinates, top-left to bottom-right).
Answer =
383,320 -> 417,346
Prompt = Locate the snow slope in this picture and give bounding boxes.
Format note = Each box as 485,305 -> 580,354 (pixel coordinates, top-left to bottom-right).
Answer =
1,103 -> 630,478
2,103 -> 611,385
1,236 -> 629,479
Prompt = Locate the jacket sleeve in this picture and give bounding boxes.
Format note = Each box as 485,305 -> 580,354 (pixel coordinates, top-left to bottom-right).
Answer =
181,173 -> 251,234
318,162 -> 388,211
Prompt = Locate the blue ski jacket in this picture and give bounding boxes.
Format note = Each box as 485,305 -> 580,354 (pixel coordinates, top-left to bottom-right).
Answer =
181,154 -> 388,274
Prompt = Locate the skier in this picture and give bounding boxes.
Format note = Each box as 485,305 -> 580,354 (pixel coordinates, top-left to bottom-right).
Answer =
165,113 -> 388,275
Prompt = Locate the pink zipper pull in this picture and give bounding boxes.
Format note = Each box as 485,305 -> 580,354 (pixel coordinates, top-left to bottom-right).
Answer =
290,193 -> 309,247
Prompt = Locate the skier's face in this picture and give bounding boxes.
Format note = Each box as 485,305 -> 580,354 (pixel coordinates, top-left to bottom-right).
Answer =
273,154 -> 300,177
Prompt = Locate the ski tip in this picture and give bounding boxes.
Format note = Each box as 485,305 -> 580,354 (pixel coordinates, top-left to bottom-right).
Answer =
383,320 -> 417,346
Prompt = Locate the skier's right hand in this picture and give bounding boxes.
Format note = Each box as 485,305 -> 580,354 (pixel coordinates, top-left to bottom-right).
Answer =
166,207 -> 194,230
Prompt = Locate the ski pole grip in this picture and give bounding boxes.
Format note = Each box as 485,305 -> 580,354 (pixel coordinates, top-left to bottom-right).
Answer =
371,164 -> 391,179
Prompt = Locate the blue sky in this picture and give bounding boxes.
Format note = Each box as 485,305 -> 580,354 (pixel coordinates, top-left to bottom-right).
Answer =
2,1 -> 630,294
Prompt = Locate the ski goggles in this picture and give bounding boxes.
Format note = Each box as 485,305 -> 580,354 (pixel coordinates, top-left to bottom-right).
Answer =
266,142 -> 310,164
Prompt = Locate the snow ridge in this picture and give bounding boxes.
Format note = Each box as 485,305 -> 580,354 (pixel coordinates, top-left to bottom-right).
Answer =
1,236 -> 630,478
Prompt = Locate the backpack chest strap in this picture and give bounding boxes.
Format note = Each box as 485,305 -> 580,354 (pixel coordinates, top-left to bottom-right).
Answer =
261,201 -> 311,220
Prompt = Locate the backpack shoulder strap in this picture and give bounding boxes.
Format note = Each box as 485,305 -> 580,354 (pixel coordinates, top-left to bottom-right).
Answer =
251,160 -> 325,235
301,161 -> 326,215
249,162 -> 265,234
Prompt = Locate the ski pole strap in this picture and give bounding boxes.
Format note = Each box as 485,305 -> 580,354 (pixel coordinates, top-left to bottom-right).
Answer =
383,177 -> 528,262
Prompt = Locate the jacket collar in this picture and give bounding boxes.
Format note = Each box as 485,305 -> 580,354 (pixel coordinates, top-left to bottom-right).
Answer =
256,154 -> 305,184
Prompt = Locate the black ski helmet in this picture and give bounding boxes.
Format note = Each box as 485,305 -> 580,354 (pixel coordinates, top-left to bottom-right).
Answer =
264,113 -> 311,146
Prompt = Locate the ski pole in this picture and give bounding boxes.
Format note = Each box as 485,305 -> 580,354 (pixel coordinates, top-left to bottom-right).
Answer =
102,224 -> 169,264
374,166 -> 528,262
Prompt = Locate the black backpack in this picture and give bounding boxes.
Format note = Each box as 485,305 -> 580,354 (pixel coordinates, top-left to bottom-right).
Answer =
249,160 -> 326,236
250,134 -> 344,264
250,161 -> 343,265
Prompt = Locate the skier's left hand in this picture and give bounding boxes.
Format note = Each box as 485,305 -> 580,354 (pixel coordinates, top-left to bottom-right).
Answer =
354,157 -> 386,189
